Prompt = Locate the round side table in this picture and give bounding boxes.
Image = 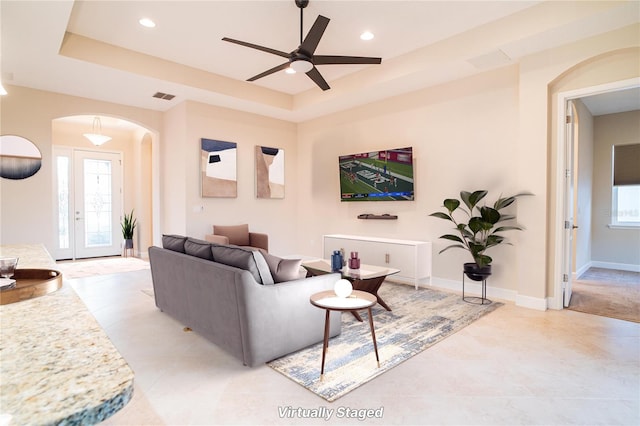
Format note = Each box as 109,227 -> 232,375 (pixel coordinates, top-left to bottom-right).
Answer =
310,289 -> 380,381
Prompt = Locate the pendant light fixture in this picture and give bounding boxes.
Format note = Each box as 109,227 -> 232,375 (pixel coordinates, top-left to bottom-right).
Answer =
83,116 -> 111,146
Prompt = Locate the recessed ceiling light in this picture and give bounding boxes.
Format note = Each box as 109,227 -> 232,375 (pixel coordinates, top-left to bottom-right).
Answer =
285,68 -> 296,74
139,18 -> 156,28
360,31 -> 374,41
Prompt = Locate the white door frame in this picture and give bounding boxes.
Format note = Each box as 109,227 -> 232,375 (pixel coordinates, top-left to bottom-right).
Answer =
52,146 -> 124,260
552,77 -> 640,309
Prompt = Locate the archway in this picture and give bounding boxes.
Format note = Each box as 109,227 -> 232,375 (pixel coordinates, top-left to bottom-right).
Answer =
549,48 -> 640,309
51,114 -> 157,260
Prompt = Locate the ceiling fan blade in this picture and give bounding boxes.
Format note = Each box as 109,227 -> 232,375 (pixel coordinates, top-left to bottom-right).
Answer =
306,67 -> 330,91
247,62 -> 291,82
300,15 -> 330,56
313,55 -> 382,65
222,37 -> 290,59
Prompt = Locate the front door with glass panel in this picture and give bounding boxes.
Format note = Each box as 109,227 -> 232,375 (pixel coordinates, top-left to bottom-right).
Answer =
54,147 -> 123,260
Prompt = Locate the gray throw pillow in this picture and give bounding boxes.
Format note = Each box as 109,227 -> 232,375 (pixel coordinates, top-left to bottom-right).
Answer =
162,234 -> 187,253
262,252 -> 305,283
211,245 -> 274,285
184,237 -> 214,260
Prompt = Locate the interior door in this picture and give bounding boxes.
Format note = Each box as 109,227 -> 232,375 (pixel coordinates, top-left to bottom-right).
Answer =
73,150 -> 123,259
562,100 -> 577,307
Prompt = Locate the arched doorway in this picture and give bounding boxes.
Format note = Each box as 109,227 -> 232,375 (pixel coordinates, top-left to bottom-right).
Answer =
553,77 -> 639,309
51,114 -> 155,260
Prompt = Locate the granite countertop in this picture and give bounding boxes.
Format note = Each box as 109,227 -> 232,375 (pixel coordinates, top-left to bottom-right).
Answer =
0,244 -> 134,425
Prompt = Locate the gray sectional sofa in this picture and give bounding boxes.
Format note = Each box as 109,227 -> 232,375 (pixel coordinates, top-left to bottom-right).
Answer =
148,235 -> 342,367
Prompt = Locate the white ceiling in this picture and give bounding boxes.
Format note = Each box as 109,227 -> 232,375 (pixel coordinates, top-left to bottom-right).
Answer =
580,87 -> 640,116
1,0 -> 639,125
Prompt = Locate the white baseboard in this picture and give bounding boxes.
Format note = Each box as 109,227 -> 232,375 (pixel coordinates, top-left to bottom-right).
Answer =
423,276 -> 548,311
428,277 -> 517,303
590,261 -> 640,273
574,261 -> 592,280
547,296 -> 564,311
516,294 -> 547,311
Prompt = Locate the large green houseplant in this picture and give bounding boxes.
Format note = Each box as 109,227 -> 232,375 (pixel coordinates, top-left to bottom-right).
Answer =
430,190 -> 529,280
121,210 -> 137,250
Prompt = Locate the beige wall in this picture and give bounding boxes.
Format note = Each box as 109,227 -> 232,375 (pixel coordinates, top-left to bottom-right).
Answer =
162,101 -> 298,256
591,110 -> 640,267
297,65 -> 522,295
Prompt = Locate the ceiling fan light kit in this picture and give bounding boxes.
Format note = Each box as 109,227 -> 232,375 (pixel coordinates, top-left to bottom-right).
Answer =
290,60 -> 313,73
222,0 -> 381,91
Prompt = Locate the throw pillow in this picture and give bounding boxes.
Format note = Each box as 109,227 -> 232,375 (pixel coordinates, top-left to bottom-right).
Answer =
184,237 -> 214,260
211,245 -> 274,285
262,252 -> 305,283
213,224 -> 250,246
162,234 -> 187,253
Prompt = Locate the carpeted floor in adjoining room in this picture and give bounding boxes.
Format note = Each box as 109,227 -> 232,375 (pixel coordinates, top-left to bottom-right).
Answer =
568,268 -> 640,323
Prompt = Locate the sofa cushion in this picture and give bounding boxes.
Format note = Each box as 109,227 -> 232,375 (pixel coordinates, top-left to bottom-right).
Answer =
213,224 -> 250,246
162,234 -> 187,253
262,252 -> 305,283
184,237 -> 214,260
211,245 -> 274,285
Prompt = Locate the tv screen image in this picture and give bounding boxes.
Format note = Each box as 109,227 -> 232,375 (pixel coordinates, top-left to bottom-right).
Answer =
339,147 -> 414,201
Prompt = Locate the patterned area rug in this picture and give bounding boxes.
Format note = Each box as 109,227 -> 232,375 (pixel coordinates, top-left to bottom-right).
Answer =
268,282 -> 502,402
56,257 -> 150,279
569,268 -> 640,323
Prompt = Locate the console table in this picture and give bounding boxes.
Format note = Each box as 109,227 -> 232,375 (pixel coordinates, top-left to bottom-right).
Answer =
323,234 -> 431,289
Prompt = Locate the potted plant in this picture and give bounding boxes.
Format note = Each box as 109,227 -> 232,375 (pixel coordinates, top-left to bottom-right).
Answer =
121,210 -> 137,251
430,190 -> 529,281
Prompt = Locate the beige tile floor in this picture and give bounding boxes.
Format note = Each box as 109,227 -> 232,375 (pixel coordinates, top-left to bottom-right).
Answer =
69,270 -> 640,425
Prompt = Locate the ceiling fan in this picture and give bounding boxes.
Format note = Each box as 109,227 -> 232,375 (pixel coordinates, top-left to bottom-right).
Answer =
222,0 -> 382,91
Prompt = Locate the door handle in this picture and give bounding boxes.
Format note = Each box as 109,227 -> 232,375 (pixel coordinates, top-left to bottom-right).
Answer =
572,225 -> 578,229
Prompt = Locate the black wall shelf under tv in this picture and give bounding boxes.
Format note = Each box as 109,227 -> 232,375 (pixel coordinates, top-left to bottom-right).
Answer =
357,214 -> 398,220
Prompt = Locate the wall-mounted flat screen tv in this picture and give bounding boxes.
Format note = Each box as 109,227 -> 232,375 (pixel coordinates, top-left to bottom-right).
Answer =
339,147 -> 414,201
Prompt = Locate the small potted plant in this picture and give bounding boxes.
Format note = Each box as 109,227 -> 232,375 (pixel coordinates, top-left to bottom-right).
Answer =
430,190 -> 529,280
121,209 -> 137,251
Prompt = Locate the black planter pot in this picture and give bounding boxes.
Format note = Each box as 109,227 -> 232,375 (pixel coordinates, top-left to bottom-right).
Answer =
124,239 -> 134,249
463,263 -> 492,281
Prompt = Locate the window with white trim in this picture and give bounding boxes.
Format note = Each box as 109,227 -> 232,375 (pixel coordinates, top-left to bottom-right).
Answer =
611,144 -> 640,227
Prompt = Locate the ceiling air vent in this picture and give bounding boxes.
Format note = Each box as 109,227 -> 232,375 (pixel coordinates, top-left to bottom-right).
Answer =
152,92 -> 175,100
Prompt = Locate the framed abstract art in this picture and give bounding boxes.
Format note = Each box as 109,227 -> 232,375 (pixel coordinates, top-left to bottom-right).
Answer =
201,138 -> 237,198
255,145 -> 284,199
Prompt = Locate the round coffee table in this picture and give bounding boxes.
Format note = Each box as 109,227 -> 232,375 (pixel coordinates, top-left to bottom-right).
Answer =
310,290 -> 380,381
